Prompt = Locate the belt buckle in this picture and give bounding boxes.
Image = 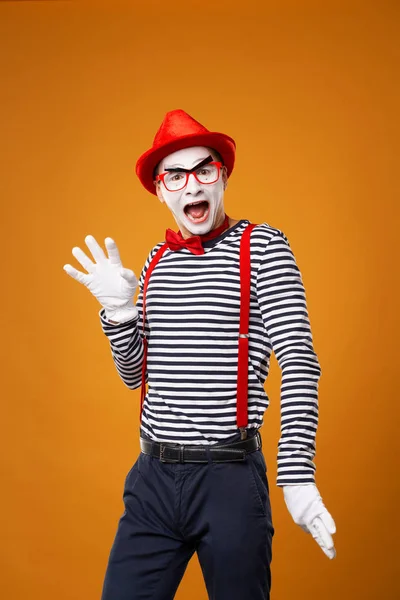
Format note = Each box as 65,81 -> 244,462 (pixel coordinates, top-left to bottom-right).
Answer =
159,443 -> 181,463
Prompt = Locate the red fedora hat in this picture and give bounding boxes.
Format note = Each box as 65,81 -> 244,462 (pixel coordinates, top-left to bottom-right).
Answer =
135,109 -> 236,195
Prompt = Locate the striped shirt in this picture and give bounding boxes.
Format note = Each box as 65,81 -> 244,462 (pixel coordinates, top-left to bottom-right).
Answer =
99,219 -> 321,486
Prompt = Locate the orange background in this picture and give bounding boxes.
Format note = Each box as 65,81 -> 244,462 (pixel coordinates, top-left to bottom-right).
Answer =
1,1 -> 398,598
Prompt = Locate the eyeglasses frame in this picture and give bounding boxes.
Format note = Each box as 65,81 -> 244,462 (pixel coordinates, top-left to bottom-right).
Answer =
155,161 -> 224,192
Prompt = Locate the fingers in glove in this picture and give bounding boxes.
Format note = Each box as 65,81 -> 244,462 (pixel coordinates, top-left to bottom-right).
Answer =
120,268 -> 137,285
71,245 -> 96,273
320,511 -> 336,535
310,517 -> 336,559
84,235 -> 107,265
63,264 -> 89,285
105,237 -> 123,267
319,543 -> 336,560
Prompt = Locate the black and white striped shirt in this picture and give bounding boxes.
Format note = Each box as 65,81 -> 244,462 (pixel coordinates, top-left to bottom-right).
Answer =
99,219 -> 321,486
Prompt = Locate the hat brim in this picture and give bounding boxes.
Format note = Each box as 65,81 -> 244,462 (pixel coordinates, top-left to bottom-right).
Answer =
135,132 -> 236,196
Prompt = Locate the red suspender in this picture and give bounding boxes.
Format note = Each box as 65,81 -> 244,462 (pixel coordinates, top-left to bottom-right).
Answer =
140,243 -> 169,419
139,223 -> 258,436
236,223 -> 257,438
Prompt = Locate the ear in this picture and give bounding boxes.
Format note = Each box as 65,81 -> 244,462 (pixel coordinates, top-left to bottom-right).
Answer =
154,181 -> 165,203
222,166 -> 228,190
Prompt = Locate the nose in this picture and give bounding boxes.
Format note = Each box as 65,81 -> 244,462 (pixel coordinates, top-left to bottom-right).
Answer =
184,172 -> 203,196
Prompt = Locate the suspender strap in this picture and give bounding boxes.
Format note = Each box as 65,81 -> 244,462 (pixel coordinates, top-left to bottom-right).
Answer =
140,243 -> 169,420
236,223 -> 257,435
139,223 -> 258,430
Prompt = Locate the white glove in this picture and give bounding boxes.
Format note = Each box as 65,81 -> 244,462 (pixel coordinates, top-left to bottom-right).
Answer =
63,235 -> 139,323
283,484 -> 337,559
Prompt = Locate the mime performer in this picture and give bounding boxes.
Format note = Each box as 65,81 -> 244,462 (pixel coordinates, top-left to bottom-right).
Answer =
63,108 -> 336,600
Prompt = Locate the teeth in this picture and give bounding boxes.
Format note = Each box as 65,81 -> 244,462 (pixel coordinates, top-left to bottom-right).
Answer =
186,200 -> 207,208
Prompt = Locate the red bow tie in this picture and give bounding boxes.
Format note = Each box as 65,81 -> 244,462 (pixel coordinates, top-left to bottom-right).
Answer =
165,214 -> 230,255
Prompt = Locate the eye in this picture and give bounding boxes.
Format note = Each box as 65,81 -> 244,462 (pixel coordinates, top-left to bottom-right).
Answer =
171,173 -> 184,181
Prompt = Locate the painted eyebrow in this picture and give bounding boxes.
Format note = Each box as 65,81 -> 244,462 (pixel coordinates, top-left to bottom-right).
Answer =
164,155 -> 213,172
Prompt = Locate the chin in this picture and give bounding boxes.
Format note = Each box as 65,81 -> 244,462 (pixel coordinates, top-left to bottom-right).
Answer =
186,220 -> 213,236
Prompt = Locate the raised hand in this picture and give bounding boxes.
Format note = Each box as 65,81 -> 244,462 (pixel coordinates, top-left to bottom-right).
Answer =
282,484 -> 337,559
63,235 -> 139,323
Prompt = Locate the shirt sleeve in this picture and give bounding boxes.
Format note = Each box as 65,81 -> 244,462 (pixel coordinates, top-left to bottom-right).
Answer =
255,231 -> 321,486
98,245 -> 158,390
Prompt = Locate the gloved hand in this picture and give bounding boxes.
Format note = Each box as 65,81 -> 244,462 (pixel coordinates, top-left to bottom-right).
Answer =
63,235 -> 139,323
283,484 -> 337,559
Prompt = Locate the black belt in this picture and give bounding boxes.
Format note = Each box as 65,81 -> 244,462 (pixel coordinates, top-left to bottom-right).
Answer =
140,430 -> 262,463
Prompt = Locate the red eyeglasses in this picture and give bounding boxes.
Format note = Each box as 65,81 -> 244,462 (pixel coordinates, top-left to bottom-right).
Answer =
155,161 -> 223,192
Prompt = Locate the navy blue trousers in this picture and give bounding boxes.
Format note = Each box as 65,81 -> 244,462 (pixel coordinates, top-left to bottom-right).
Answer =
101,428 -> 274,600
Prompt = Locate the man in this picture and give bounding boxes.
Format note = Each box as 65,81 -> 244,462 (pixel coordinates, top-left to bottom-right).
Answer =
63,109 -> 336,600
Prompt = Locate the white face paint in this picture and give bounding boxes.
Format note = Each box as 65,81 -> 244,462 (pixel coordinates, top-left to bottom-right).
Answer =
155,146 -> 227,237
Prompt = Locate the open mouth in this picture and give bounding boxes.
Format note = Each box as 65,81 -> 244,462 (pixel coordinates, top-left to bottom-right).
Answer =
184,200 -> 210,223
